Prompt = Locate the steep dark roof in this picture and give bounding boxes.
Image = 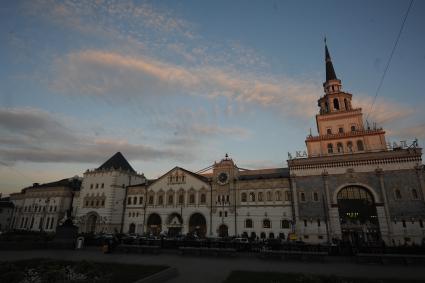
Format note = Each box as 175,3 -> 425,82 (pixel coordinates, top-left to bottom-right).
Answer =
97,152 -> 136,173
325,44 -> 338,81
238,168 -> 289,181
24,177 -> 82,191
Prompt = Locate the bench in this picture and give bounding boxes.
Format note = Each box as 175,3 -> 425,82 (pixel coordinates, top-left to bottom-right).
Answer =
117,244 -> 161,254
259,250 -> 328,261
179,247 -> 237,257
356,253 -> 425,265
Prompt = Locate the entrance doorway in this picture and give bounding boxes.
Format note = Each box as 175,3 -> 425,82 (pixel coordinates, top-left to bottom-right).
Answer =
337,186 -> 380,245
128,223 -> 136,234
167,213 -> 183,237
87,213 -> 98,233
147,213 -> 162,236
218,224 -> 228,238
189,213 -> 207,237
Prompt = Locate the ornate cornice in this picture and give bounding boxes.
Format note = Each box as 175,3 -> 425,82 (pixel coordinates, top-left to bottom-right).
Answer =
306,129 -> 385,142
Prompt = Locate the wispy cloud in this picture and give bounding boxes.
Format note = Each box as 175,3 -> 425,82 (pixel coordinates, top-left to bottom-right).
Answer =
50,49 -> 321,118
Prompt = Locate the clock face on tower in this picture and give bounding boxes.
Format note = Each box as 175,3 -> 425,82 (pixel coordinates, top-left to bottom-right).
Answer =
217,172 -> 229,185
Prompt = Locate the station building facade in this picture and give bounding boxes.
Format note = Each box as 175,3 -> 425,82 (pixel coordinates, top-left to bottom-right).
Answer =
6,44 -> 425,245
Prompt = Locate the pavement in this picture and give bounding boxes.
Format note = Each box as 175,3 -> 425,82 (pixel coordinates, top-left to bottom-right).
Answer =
2,249 -> 425,283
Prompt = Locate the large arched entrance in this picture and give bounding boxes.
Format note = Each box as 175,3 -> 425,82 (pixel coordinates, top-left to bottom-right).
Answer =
337,186 -> 380,244
147,213 -> 162,236
218,224 -> 228,238
86,213 -> 98,233
188,213 -> 207,237
167,213 -> 183,237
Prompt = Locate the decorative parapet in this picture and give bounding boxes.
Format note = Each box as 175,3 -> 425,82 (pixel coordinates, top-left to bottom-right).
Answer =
306,128 -> 385,141
288,148 -> 422,171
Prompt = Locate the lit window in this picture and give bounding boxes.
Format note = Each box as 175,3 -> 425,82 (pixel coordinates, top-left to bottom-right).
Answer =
249,192 -> 255,202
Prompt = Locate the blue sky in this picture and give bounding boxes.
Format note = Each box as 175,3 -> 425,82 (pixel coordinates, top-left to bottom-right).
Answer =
1,0 -> 424,195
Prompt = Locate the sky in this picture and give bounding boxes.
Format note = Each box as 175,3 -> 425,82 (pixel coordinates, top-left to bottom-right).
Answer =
0,0 -> 424,196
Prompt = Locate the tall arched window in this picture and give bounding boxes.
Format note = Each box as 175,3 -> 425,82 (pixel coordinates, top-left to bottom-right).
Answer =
178,194 -> 184,204
327,143 -> 333,153
241,193 -> 247,202
337,142 -> 343,153
333,98 -> 340,110
266,191 -> 272,201
245,219 -> 253,228
258,192 -> 263,201
357,140 -> 364,151
249,192 -> 255,202
200,194 -> 206,204
263,219 -> 271,228
189,194 -> 195,204
275,191 -> 282,201
168,194 -> 173,205
347,141 -> 353,152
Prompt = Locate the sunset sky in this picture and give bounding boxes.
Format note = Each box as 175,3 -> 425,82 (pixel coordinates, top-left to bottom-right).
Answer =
1,0 -> 424,196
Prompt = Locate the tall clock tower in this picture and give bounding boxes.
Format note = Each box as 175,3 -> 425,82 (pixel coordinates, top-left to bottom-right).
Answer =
306,43 -> 387,157
212,154 -> 239,237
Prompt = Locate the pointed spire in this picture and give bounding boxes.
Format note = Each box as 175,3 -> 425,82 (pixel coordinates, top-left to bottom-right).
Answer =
325,38 -> 338,81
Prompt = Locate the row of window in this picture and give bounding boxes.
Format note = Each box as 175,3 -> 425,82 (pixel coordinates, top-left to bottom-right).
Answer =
84,197 -> 106,208
244,219 -> 292,229
241,191 -> 290,202
327,140 -> 364,154
299,192 -> 320,202
89,183 -> 126,189
326,125 -> 358,135
396,219 -> 424,228
167,174 -> 186,184
128,193 -> 208,206
20,205 -> 58,213
15,216 -> 55,230
394,188 -> 420,200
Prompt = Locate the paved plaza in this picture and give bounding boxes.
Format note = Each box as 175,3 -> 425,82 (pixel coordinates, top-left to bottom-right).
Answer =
2,249 -> 425,283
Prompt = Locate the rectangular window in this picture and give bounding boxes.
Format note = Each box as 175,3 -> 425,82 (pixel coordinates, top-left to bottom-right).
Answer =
317,219 -> 321,227
313,192 -> 319,202
300,192 -> 306,202
225,211 -> 228,217
149,196 -> 154,205
219,211 -> 222,217
285,191 -> 292,201
304,220 -> 307,227
139,196 -> 143,204
127,197 -> 131,205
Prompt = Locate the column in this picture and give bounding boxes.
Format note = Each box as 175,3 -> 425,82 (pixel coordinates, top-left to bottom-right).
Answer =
376,168 -> 392,243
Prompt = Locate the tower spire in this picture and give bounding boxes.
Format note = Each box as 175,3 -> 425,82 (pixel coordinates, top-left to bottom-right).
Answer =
325,39 -> 338,81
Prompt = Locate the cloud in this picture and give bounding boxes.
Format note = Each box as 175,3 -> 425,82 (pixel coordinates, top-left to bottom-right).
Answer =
50,49 -> 320,118
386,123 -> 425,140
0,107 -> 189,164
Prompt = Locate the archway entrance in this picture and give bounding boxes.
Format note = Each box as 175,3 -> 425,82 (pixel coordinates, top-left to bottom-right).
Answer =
147,213 -> 162,236
87,213 -> 98,233
167,213 -> 183,237
128,223 -> 136,234
218,224 -> 228,238
189,213 -> 207,237
337,186 -> 380,245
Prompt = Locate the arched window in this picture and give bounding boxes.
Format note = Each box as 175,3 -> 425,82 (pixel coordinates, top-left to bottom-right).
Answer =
347,141 -> 353,152
139,196 -> 143,204
258,192 -> 263,201
260,232 -> 266,239
269,232 -> 275,239
351,125 -> 356,132
344,98 -> 349,110
266,191 -> 272,201
281,220 -> 290,229
189,194 -> 195,204
148,195 -> 154,205
245,219 -> 253,228
241,193 -> 247,202
327,128 -> 332,135
263,219 -> 271,228
158,195 -> 163,205
249,192 -> 255,202
313,192 -> 319,202
412,189 -> 419,200
127,197 -> 131,205
337,142 -> 343,153
178,194 -> 184,204
133,196 -> 137,204
168,194 -> 173,205
275,191 -> 282,201
395,189 -> 402,200
327,143 -> 333,153
285,191 -> 292,201
333,98 -> 340,110
200,194 -> 206,204
357,140 -> 364,151
300,192 -> 306,202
